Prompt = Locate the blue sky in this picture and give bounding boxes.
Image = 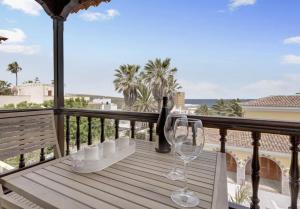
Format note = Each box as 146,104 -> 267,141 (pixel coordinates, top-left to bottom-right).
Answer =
0,0 -> 300,99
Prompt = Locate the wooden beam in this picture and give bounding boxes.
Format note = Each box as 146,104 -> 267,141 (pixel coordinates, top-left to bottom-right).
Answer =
53,17 -> 65,155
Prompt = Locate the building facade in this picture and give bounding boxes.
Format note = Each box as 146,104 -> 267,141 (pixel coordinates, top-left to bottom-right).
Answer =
174,92 -> 185,110
0,82 -> 54,106
241,95 -> 300,122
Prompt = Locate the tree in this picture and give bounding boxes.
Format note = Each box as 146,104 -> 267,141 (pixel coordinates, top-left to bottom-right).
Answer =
134,84 -> 156,112
226,99 -> 243,117
7,62 -> 22,86
166,75 -> 181,109
211,99 -> 243,117
211,99 -> 227,116
0,80 -> 12,95
114,65 -> 140,111
195,105 -> 211,116
143,58 -> 178,112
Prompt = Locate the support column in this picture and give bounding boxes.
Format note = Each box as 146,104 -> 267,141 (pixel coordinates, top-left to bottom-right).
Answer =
53,17 -> 65,155
237,165 -> 246,185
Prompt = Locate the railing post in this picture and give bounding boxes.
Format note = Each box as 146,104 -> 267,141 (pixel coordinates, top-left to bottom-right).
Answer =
76,116 -> 80,150
66,115 -> 70,155
149,122 -> 154,141
19,154 -> 25,168
100,118 -> 105,142
251,131 -> 261,209
130,121 -> 135,139
289,135 -> 299,209
40,148 -> 45,162
219,128 -> 227,153
115,119 -> 119,139
88,117 -> 92,145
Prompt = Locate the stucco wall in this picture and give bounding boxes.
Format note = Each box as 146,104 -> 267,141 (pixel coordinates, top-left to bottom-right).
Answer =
244,111 -> 300,122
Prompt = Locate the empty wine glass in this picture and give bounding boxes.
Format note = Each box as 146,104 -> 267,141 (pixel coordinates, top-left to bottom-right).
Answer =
172,118 -> 205,207
163,113 -> 187,180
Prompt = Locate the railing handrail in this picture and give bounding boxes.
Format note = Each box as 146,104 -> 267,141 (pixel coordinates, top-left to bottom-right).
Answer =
1,108 -> 300,135
63,108 -> 160,123
63,108 -> 300,136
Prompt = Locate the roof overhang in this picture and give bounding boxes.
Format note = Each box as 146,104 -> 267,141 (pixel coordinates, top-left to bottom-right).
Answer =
0,36 -> 8,44
35,0 -> 111,20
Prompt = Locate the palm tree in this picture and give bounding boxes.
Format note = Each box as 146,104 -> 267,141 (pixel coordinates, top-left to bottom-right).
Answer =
0,80 -> 12,95
211,99 -> 227,116
226,99 -> 243,117
114,65 -> 140,110
195,105 -> 211,116
143,58 -> 178,112
7,62 -> 22,86
134,84 -> 156,112
166,75 -> 181,109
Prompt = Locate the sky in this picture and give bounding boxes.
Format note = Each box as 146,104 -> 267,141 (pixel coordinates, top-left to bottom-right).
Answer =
0,0 -> 300,99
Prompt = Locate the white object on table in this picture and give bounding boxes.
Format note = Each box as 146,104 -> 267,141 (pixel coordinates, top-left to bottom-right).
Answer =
84,145 -> 99,160
70,139 -> 136,173
103,140 -> 116,158
117,138 -> 130,150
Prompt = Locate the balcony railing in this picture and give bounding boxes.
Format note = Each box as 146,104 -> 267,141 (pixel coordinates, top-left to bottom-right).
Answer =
0,108 -> 299,209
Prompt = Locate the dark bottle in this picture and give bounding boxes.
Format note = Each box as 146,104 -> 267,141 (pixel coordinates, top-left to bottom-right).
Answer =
156,97 -> 171,153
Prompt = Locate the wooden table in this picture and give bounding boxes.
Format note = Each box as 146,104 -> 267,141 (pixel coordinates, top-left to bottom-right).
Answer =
1,141 -> 228,209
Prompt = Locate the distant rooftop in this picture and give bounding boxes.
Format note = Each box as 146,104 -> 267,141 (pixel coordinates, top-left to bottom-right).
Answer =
240,95 -> 300,108
205,128 -> 289,153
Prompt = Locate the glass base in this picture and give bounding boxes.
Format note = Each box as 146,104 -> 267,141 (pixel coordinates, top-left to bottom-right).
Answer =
163,168 -> 185,180
171,189 -> 199,208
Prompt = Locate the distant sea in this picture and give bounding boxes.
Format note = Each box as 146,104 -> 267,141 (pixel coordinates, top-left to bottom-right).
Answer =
185,99 -> 252,107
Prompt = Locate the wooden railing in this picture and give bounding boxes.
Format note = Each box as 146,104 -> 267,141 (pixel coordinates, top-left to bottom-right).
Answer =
0,108 -> 299,209
63,108 -> 300,209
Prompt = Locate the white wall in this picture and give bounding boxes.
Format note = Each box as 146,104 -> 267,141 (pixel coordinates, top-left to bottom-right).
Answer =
18,84 -> 54,104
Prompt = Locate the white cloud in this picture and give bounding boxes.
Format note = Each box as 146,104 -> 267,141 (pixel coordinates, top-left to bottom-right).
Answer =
80,9 -> 120,22
0,28 -> 40,55
283,36 -> 300,45
229,0 -> 256,10
239,74 -> 300,98
281,54 -> 300,65
0,44 -> 40,55
1,0 -> 42,16
0,28 -> 26,43
180,80 -> 225,98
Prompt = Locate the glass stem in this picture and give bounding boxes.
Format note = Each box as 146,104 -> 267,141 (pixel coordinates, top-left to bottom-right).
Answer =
183,161 -> 188,193
172,144 -> 177,169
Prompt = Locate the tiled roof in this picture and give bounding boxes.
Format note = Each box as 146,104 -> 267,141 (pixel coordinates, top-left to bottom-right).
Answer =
205,128 -> 290,153
240,95 -> 300,108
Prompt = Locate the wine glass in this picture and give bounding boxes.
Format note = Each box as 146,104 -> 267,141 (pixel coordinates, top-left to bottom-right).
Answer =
171,118 -> 205,207
163,113 -> 187,180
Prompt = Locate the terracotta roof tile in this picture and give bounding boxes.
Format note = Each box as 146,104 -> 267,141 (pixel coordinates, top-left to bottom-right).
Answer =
205,128 -> 290,153
240,95 -> 300,108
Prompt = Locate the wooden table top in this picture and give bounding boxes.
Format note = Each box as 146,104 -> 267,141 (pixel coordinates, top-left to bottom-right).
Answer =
1,140 -> 228,209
